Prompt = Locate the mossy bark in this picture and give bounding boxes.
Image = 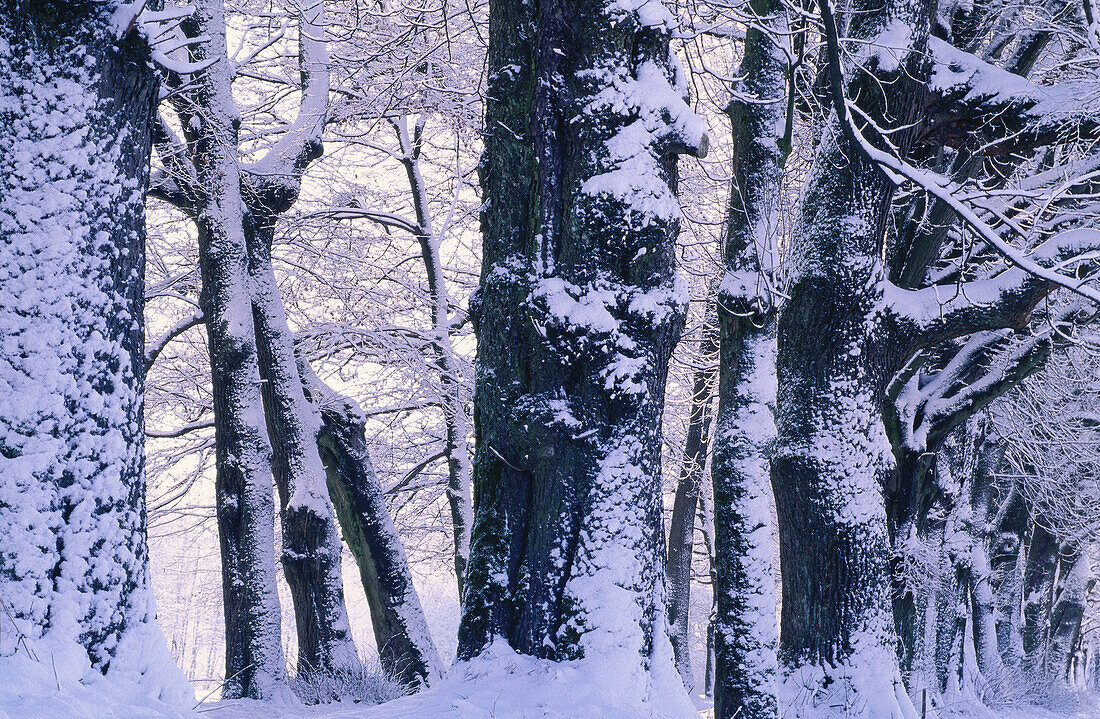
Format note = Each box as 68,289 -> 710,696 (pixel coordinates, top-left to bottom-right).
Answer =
460,0 -> 704,679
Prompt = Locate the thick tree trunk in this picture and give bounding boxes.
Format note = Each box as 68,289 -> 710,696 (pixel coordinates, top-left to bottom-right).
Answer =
666,315 -> 717,692
301,368 -> 443,689
0,2 -> 171,677
709,0 -> 786,716
771,1 -> 933,715
1044,545 -> 1088,680
244,214 -> 358,678
185,2 -> 287,698
458,0 -> 705,710
773,134 -> 911,712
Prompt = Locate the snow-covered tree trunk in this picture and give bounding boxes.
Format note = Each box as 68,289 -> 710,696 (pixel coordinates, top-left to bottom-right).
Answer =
962,422 -> 1006,681
771,0 -> 933,714
1021,522 -> 1058,663
0,3 -> 182,688
458,0 -> 705,710
245,213 -> 358,678
393,117 -> 473,595
180,2 -> 288,698
698,469 -> 719,698
666,312 -> 717,692
709,0 -> 785,715
160,0 -> 366,690
1042,544 -> 1088,680
302,367 -> 443,689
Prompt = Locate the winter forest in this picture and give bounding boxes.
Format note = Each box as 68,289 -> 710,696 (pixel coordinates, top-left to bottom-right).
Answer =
7,0 -> 1100,718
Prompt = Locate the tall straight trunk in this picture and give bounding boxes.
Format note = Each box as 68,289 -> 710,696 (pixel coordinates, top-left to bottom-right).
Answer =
245,212 -> 358,677
458,0 -> 705,709
184,1 -> 287,698
713,331 -> 779,719
1044,545 -> 1088,680
666,313 -> 718,692
1021,522 -> 1058,662
699,469 -> 719,698
771,0 -> 933,715
938,562 -> 970,698
710,0 -> 785,716
0,3 -> 175,680
962,421 -> 1006,681
394,117 -> 472,595
969,540 -> 1003,679
301,366 -> 443,689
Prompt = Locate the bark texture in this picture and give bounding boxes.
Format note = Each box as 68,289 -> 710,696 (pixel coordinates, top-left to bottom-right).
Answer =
710,0 -> 786,716
458,0 -> 704,706
246,213 -> 358,678
302,369 -> 444,689
0,1 -> 159,670
180,2 -> 287,697
771,0 -> 934,714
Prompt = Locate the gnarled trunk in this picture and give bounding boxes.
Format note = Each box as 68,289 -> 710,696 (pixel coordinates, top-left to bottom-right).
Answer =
302,368 -> 443,689
458,0 -> 705,710
771,1 -> 933,715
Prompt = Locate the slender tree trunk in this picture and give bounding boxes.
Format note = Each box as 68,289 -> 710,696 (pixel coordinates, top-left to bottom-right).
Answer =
168,0 -> 360,691
244,213 -> 358,678
458,0 -> 705,709
698,469 -> 719,698
394,117 -> 472,596
185,2 -> 287,698
1022,522 -> 1058,662
969,541 -> 1003,679
301,366 -> 444,689
1045,545 -> 1088,680
0,3 -> 176,681
713,330 -> 779,719
710,0 -> 786,716
666,314 -> 718,692
963,422 -> 1006,681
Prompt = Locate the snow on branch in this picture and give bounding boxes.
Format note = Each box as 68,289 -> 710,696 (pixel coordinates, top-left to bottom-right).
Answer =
883,228 -> 1100,346
923,38 -> 1100,156
115,2 -> 216,76
816,0 -> 1100,331
150,112 -> 202,211
146,418 -> 216,439
246,0 -> 330,195
886,299 -> 1091,455
145,310 -> 205,373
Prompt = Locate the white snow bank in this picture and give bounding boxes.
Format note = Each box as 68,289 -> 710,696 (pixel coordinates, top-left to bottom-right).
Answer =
0,622 -> 193,719
213,639 -> 699,719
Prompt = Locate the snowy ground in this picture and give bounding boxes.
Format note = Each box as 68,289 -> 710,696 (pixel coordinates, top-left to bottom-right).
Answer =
201,690 -> 1100,719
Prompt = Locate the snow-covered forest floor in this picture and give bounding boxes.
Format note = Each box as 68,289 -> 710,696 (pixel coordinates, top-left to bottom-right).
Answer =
202,688 -> 1100,719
